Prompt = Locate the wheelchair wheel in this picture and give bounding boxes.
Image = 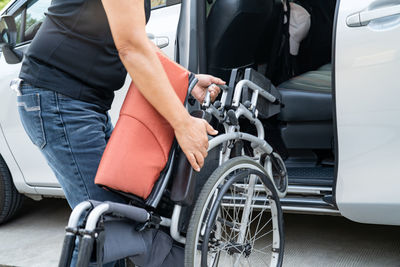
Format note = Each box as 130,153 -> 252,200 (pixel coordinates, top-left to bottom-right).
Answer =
185,156 -> 284,267
264,152 -> 288,198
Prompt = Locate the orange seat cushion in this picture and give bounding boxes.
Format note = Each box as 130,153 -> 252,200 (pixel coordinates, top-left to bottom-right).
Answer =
95,52 -> 191,199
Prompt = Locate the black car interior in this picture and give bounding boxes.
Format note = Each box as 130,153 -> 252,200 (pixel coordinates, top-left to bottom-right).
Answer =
206,0 -> 337,188
206,0 -> 275,82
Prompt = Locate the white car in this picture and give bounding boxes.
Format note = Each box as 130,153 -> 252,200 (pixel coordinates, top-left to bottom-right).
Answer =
0,0 -> 181,223
1,0 -> 400,227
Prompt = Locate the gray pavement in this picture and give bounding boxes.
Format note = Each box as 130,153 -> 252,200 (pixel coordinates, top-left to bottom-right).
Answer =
0,198 -> 399,267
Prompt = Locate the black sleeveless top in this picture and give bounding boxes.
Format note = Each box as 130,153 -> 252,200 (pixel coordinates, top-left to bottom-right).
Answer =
19,0 -> 151,111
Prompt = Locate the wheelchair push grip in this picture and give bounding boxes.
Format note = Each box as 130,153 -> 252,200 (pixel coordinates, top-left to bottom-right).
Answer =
58,234 -> 76,267
76,236 -> 95,267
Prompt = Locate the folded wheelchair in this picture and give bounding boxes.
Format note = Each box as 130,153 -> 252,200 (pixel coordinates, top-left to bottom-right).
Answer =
59,67 -> 288,267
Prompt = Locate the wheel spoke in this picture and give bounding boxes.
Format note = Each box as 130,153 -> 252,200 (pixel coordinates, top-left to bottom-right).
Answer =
251,217 -> 272,242
252,229 -> 273,244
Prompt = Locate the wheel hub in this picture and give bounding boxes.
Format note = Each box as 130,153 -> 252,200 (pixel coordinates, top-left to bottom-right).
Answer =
226,242 -> 252,257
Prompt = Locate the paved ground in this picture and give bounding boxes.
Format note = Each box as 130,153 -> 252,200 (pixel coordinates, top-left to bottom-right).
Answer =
0,198 -> 399,267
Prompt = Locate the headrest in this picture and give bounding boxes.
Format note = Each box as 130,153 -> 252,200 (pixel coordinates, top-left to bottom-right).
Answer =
289,2 -> 311,56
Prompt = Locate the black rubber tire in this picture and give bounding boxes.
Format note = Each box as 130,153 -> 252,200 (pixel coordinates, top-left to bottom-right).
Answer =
185,156 -> 284,267
0,154 -> 24,224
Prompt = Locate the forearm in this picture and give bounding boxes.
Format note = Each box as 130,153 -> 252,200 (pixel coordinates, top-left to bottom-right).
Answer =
101,0 -> 219,171
102,0 -> 190,130
118,40 -> 190,129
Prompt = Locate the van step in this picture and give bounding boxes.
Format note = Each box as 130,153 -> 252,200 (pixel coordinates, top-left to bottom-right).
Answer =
287,166 -> 334,186
281,196 -> 334,208
280,195 -> 338,215
287,185 -> 332,195
222,195 -> 338,214
281,206 -> 339,215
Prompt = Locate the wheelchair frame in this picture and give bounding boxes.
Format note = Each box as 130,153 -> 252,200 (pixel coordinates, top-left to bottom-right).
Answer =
59,73 -> 288,267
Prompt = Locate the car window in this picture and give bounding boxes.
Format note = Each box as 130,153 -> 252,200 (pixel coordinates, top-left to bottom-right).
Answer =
6,0 -> 181,44
13,9 -> 23,43
0,19 -> 7,43
11,0 -> 51,45
151,0 -> 181,10
24,0 -> 51,41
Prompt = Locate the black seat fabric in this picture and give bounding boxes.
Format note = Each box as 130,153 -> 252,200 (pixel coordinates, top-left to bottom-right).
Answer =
206,0 -> 274,81
278,64 -> 332,121
277,64 -> 333,150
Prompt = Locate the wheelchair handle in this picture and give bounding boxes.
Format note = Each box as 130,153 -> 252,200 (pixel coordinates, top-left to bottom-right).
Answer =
202,88 -> 211,108
202,84 -> 228,108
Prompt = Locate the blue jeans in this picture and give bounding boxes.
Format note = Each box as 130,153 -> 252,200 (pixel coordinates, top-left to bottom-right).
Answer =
17,82 -> 126,266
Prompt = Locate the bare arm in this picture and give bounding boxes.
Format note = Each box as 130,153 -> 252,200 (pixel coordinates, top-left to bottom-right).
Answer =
149,42 -> 225,102
102,0 -> 216,171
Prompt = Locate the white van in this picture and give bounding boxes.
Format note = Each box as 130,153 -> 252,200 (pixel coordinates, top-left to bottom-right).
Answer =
1,0 -> 400,226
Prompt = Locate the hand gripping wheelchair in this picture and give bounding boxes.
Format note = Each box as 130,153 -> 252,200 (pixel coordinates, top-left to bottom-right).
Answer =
59,67 -> 288,267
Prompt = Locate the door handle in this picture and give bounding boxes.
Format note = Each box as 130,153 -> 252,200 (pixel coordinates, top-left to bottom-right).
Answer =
347,5 -> 400,27
147,33 -> 169,49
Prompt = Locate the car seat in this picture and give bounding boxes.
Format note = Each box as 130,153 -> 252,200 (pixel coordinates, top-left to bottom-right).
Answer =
278,63 -> 333,149
206,0 -> 275,82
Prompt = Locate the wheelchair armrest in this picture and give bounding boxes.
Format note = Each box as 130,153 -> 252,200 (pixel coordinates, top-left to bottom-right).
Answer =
171,110 -> 212,206
243,68 -> 281,119
170,109 -> 209,206
170,149 -> 196,206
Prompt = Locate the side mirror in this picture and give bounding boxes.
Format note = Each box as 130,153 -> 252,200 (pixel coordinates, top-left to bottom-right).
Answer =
0,15 -> 23,64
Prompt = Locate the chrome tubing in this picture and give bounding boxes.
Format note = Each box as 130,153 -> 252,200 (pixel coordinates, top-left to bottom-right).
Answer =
208,132 -> 273,155
170,204 -> 186,244
235,104 -> 265,140
67,201 -> 93,228
232,79 -> 276,108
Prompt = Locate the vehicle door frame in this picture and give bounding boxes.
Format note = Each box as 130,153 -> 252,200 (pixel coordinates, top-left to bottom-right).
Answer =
331,0 -> 341,208
178,0 -> 343,208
